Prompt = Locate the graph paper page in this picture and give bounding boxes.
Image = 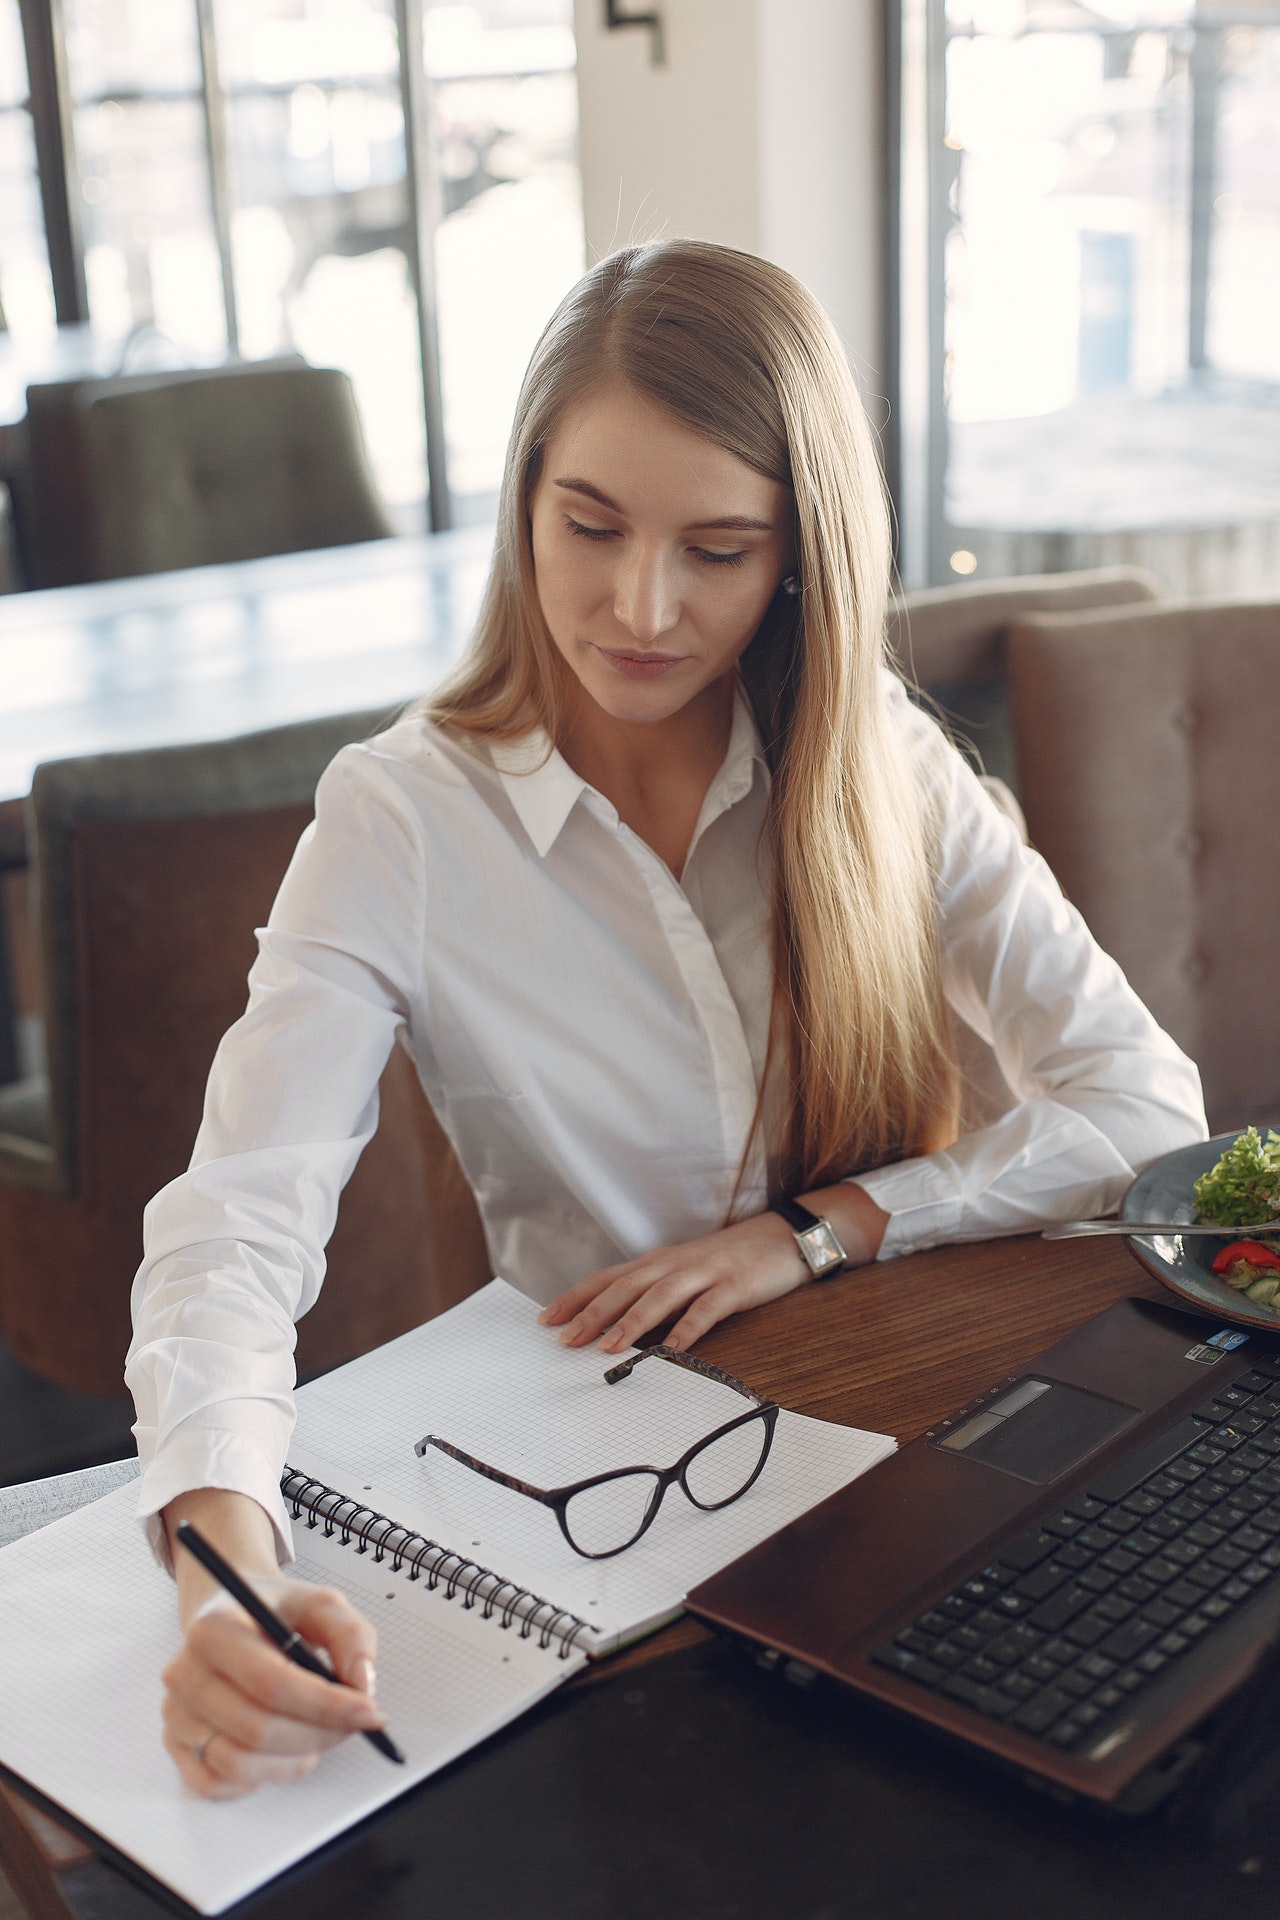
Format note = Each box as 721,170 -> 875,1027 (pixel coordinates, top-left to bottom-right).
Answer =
0,1482 -> 578,1913
290,1279 -> 896,1647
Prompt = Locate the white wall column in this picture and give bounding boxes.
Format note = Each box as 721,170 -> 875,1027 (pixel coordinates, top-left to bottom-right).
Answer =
572,0 -> 885,391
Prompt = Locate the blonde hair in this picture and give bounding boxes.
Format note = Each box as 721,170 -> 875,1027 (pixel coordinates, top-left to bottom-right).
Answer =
430,240 -> 956,1194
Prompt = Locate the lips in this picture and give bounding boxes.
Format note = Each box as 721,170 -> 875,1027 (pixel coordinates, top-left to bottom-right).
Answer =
597,647 -> 687,679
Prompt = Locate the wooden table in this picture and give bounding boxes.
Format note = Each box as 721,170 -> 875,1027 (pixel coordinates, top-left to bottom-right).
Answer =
0,1230 -> 1178,1919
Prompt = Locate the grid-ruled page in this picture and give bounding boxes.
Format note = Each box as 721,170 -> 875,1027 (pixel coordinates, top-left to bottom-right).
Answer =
290,1279 -> 896,1646
0,1482 -> 578,1914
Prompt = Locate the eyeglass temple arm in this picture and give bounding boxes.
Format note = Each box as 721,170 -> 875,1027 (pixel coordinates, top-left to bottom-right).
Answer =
603,1344 -> 771,1407
414,1434 -> 555,1503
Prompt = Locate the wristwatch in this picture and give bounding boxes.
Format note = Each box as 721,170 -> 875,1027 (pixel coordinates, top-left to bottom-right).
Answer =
772,1197 -> 848,1279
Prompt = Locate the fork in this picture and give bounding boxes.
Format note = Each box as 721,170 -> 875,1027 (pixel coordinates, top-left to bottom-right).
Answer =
1044,1217 -> 1280,1240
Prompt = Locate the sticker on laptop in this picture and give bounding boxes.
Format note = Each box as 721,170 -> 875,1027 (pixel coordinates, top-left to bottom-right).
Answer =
1184,1329 -> 1251,1364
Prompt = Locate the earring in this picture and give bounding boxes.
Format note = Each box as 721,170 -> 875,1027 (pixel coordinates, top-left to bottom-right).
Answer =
781,573 -> 801,596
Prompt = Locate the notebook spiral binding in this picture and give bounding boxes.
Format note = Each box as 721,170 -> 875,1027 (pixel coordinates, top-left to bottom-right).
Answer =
281,1469 -> 593,1660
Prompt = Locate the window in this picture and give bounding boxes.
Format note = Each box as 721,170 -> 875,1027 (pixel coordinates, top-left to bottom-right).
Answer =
24,0 -> 584,526
891,0 -> 1280,593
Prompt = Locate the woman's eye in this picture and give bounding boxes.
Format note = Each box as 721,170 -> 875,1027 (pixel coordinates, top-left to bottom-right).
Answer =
695,548 -> 748,568
566,517 -> 615,542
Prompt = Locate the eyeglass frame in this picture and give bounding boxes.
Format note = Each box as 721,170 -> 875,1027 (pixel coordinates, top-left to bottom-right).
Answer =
413,1344 -> 780,1560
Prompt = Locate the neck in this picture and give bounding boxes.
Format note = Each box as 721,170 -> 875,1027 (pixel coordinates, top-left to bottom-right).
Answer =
557,673 -> 736,875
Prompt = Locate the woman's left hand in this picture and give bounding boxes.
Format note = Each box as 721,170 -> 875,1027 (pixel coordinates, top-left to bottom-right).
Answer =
538,1184 -> 889,1354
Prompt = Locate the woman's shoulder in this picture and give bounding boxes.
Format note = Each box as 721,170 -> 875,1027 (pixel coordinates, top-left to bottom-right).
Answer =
318,709 -> 508,819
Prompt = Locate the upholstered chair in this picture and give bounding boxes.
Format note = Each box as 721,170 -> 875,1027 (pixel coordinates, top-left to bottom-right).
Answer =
1007,597 -> 1280,1132
888,565 -> 1163,793
0,711 -> 490,1399
18,360 -> 394,589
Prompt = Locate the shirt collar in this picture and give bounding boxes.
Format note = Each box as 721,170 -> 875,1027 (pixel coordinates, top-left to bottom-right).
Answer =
489,682 -> 768,861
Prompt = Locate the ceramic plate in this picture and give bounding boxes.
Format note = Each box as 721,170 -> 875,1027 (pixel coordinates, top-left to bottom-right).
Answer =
1122,1130 -> 1280,1329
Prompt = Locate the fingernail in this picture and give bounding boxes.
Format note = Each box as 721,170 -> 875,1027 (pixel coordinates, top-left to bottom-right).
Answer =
356,1658 -> 377,1698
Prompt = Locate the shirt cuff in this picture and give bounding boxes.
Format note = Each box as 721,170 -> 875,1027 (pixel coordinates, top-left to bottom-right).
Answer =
134,1429 -> 296,1575
850,1156 -> 965,1260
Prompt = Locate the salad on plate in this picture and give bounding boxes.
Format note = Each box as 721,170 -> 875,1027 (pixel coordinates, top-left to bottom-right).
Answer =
1193,1126 -> 1280,1306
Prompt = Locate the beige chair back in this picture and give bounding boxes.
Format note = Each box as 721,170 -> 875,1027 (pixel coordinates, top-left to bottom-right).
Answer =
1008,598 -> 1280,1131
887,566 -> 1162,792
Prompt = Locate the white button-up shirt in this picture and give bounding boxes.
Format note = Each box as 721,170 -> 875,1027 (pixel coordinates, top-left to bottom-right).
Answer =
127,676 -> 1207,1553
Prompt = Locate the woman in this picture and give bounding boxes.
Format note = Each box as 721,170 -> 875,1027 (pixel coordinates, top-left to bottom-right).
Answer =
128,241 -> 1207,1797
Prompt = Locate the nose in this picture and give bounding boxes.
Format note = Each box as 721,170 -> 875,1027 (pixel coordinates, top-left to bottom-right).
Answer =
613,541 -> 681,647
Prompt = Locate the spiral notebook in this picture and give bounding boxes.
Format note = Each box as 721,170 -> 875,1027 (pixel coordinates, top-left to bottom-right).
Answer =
0,1280 -> 894,1913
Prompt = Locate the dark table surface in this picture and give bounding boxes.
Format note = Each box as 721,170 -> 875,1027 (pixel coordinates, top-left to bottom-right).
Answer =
13,1233 -> 1280,1920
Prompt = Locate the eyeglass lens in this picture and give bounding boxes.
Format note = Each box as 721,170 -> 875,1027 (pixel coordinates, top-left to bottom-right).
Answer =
681,1414 -> 772,1510
563,1470 -> 662,1557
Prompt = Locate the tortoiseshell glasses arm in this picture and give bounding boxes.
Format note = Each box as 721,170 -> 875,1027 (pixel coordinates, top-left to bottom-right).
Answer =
602,1343 -> 774,1409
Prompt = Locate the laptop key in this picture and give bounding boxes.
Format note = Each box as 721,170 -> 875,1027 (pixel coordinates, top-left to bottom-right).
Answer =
1066,1495 -> 1108,1521
1101,1619 -> 1159,1662
1012,1688 -> 1073,1734
893,1629 -> 940,1656
1141,1598 -> 1185,1629
1093,1595 -> 1136,1624
1078,1653 -> 1118,1681
941,1675 -> 1017,1719
1057,1668 -> 1095,1698
1014,1562 -> 1070,1602
996,1531 -> 1058,1572
916,1611 -> 950,1636
1043,1512 -> 1084,1539
872,1646 -> 945,1686
1064,1613 -> 1112,1649
1021,1654 -> 1062,1685
1028,1585 -> 1092,1632
999,1672 -> 1038,1701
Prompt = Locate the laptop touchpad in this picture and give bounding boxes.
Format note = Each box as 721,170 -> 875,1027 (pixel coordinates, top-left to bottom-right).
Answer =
931,1377 -> 1140,1484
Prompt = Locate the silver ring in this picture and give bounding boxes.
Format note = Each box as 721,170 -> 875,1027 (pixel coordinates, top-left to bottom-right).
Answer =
191,1729 -> 217,1768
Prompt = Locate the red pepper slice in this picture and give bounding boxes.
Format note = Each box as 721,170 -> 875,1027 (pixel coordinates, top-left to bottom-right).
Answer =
1212,1240 -> 1280,1275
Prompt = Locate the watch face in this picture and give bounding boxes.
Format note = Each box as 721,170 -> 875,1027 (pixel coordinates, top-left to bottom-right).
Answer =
800,1221 -> 845,1273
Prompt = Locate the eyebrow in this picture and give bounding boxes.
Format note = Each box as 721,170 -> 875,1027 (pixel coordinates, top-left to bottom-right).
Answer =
553,477 -> 775,534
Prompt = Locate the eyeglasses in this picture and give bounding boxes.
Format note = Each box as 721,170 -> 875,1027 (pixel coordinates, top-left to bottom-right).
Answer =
414,1345 -> 780,1560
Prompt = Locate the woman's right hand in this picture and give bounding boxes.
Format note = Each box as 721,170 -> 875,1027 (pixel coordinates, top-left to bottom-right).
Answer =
161,1488 -> 386,1800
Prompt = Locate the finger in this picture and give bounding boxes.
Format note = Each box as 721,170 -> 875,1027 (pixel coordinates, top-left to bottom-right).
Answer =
165,1721 -> 321,1799
165,1670 -> 351,1759
557,1270 -> 666,1347
187,1608 -> 385,1734
665,1284 -> 745,1352
538,1261 -> 639,1326
595,1268 -> 715,1353
288,1586 -> 380,1695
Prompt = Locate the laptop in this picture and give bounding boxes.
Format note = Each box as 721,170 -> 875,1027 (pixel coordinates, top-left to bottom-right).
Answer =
688,1296 -> 1280,1809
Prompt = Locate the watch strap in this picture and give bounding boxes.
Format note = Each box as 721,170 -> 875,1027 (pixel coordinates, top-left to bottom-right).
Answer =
772,1195 -> 823,1235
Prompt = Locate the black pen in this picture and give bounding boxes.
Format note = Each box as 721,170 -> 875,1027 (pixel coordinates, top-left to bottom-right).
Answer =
175,1518 -> 405,1765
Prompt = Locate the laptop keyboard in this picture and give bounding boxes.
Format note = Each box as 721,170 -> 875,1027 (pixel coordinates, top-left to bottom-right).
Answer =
870,1356 -> 1280,1755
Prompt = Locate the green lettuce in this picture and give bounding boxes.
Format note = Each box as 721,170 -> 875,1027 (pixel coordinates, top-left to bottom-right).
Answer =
1193,1127 -> 1280,1229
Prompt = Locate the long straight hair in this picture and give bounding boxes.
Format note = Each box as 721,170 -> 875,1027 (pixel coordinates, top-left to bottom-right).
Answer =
430,241 -> 957,1194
